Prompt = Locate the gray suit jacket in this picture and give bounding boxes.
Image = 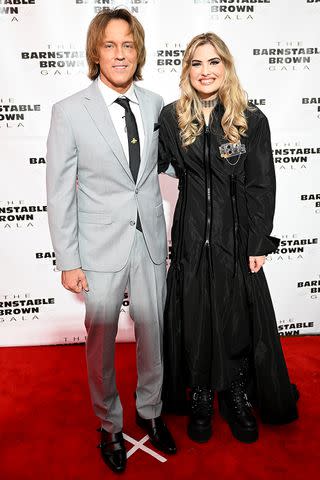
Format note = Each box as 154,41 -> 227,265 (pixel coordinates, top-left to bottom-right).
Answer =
46,80 -> 167,272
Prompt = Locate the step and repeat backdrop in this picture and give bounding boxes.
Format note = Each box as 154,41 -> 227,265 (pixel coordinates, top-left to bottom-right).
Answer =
0,0 -> 319,346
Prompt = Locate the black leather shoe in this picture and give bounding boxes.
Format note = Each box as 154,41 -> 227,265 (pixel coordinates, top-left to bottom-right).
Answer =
219,359 -> 258,443
188,387 -> 214,443
97,428 -> 126,473
136,412 -> 177,454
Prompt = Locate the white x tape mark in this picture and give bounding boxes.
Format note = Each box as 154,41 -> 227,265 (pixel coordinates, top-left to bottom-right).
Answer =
123,433 -> 167,463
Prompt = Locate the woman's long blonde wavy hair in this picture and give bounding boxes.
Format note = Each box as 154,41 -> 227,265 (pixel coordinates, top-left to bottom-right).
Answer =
177,32 -> 248,147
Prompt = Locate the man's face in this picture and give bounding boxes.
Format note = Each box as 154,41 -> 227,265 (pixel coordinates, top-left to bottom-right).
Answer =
97,19 -> 138,93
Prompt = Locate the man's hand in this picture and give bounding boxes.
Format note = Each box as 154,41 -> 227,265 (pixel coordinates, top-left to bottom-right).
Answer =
248,256 -> 265,274
61,268 -> 89,293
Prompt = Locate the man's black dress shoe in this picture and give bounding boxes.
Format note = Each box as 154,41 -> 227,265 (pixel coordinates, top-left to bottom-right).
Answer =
136,412 -> 177,454
97,428 -> 127,473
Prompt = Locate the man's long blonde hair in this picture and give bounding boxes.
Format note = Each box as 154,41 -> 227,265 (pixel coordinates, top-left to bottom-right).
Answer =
86,8 -> 146,81
177,32 -> 248,147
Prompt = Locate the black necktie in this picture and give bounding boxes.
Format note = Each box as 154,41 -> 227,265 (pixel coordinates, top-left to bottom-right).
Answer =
115,96 -> 142,232
115,97 -> 140,183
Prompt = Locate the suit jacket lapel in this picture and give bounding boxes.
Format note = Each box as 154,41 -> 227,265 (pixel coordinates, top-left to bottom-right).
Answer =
82,81 -> 133,181
134,86 -> 152,184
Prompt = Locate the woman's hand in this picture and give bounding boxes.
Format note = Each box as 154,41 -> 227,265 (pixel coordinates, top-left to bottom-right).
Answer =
248,256 -> 266,273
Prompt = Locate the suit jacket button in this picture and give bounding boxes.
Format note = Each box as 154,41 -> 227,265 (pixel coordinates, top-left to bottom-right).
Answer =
130,220 -> 136,226
135,188 -> 139,194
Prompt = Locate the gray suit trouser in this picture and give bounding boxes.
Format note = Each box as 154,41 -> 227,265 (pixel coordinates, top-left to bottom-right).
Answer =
84,230 -> 166,433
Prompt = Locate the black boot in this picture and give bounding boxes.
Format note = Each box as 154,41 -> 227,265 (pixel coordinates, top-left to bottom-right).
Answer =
187,386 -> 214,443
219,359 -> 258,443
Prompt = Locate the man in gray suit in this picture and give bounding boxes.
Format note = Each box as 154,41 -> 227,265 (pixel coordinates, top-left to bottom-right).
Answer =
46,8 -> 176,473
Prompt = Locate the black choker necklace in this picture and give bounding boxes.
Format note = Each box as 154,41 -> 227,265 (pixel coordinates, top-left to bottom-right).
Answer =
200,98 -> 217,108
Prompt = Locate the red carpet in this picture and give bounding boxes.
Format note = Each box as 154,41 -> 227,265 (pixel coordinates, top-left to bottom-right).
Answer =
1,337 -> 319,480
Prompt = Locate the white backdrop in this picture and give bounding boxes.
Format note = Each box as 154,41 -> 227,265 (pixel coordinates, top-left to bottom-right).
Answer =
0,0 -> 319,346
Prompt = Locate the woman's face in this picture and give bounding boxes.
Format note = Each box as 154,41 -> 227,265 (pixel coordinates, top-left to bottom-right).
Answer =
189,43 -> 225,99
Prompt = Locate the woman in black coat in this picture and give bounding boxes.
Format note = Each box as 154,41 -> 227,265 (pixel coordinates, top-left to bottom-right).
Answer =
159,32 -> 298,444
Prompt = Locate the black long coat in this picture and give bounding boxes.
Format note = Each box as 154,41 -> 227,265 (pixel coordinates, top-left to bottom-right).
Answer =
159,102 -> 298,424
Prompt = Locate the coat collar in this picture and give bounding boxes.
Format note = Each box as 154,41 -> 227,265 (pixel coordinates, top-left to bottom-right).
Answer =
82,80 -> 153,185
132,85 -> 154,184
82,80 -> 131,180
